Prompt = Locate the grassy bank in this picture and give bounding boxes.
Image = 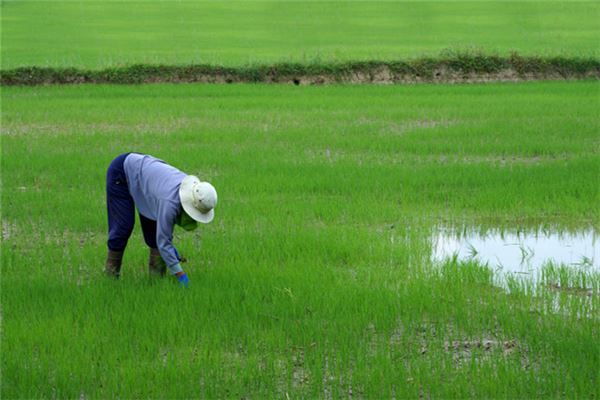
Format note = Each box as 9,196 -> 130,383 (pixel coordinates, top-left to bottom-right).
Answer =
2,53 -> 599,85
2,1 -> 599,69
2,82 -> 599,397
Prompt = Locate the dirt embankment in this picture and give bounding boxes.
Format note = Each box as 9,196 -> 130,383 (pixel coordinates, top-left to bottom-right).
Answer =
2,54 -> 598,85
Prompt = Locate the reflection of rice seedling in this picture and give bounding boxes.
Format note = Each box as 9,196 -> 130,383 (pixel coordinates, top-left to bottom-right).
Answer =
494,256 -> 505,271
577,255 -> 594,268
519,244 -> 535,264
466,242 -> 479,258
519,244 -> 527,263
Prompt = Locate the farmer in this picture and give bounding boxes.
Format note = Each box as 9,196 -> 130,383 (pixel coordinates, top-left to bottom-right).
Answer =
104,153 -> 217,286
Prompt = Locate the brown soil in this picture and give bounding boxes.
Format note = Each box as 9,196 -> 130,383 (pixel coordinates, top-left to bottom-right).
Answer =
265,67 -> 598,85
4,64 -> 598,86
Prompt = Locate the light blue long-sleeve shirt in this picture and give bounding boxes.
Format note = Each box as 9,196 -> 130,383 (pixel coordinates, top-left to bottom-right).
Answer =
123,153 -> 186,274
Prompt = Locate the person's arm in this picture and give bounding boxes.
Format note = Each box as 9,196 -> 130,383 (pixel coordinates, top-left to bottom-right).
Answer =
156,201 -> 187,279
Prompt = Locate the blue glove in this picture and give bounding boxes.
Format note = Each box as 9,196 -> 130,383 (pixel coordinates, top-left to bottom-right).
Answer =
177,273 -> 189,287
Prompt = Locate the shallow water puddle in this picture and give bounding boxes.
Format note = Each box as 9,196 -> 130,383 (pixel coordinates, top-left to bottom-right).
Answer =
431,228 -> 599,274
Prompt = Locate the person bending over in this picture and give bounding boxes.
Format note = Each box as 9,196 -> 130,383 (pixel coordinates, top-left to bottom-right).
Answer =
105,153 -> 217,286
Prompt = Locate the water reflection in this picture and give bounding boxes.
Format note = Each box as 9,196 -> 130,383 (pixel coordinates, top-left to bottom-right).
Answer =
432,228 -> 599,273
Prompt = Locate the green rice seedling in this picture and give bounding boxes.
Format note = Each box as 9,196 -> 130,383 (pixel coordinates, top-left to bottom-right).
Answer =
2,81 -> 599,397
2,1 -> 599,69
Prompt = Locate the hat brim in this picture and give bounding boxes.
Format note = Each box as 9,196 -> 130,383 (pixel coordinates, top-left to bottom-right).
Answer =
179,175 -> 215,224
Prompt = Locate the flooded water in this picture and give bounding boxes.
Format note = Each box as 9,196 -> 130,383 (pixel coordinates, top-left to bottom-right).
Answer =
431,228 -> 599,274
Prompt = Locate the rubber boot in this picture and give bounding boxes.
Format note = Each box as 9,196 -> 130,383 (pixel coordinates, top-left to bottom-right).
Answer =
149,248 -> 167,277
105,250 -> 124,278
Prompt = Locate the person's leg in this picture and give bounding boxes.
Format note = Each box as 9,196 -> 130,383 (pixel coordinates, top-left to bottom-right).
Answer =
105,153 -> 134,277
139,213 -> 158,248
139,213 -> 166,277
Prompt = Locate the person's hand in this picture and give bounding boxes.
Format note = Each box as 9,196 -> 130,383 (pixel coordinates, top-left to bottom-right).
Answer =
175,272 -> 189,287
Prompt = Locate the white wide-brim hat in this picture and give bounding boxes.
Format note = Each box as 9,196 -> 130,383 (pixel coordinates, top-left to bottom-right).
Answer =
179,175 -> 217,224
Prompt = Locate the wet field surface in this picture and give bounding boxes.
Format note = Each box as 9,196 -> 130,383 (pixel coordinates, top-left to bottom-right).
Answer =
431,227 -> 599,278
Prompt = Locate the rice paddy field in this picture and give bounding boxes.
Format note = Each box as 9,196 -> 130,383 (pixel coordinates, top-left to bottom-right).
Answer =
2,1 -> 600,68
2,81 -> 599,398
2,1 -> 600,399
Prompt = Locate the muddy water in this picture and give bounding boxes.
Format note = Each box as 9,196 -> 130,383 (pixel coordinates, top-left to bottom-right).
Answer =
431,228 -> 599,274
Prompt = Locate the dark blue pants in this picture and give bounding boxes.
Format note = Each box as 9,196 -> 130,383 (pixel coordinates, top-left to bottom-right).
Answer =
106,153 -> 158,251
